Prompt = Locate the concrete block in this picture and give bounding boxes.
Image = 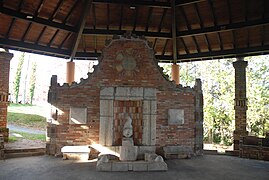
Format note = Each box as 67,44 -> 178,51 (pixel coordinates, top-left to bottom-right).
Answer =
100,87 -> 114,96
130,87 -> 143,97
143,100 -> 151,115
150,115 -> 156,145
99,117 -> 113,146
96,162 -> 112,171
151,100 -> 157,114
142,115 -> 151,145
147,162 -> 168,171
100,100 -> 114,117
132,162 -> 148,171
111,162 -> 129,171
119,146 -> 138,161
144,88 -> 156,100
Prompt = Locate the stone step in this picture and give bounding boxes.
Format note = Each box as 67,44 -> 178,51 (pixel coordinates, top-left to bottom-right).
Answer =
4,148 -> 45,159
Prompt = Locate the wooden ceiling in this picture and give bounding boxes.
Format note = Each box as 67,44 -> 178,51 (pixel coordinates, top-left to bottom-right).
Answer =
0,0 -> 268,62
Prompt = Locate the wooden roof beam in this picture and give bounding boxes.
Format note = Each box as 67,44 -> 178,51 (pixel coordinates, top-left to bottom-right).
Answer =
93,0 -> 171,8
70,0 -> 93,61
177,18 -> 269,37
92,0 -> 205,8
0,6 -> 76,32
83,29 -> 171,39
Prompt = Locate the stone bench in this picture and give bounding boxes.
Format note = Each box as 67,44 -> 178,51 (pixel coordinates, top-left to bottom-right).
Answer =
163,145 -> 193,159
61,146 -> 91,160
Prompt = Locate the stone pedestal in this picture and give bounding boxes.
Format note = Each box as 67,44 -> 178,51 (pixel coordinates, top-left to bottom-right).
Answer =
120,138 -> 138,161
0,51 -> 13,142
233,57 -> 248,151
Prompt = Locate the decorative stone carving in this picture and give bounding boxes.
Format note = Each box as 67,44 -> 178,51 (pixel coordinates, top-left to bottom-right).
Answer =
123,115 -> 133,138
114,49 -> 139,76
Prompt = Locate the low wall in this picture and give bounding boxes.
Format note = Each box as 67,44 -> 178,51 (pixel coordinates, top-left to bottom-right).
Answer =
239,136 -> 269,161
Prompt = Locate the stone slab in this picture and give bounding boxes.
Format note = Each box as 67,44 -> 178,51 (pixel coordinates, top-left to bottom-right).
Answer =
168,109 -> 184,125
132,162 -> 148,171
111,162 -> 129,171
96,160 -> 168,171
69,107 -> 87,124
119,146 -> 138,161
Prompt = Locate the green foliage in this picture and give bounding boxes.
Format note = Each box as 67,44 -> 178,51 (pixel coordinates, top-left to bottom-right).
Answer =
13,52 -> 25,103
8,136 -> 18,142
29,63 -> 37,104
7,112 -> 46,130
10,130 -> 45,141
246,56 -> 269,137
162,56 -> 269,145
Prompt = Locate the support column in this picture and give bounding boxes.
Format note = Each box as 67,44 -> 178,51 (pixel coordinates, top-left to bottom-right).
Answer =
171,64 -> 180,85
233,57 -> 248,151
0,51 -> 13,142
66,61 -> 75,85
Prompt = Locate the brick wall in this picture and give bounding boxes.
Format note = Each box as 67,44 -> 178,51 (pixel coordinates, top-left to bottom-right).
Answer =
0,51 -> 13,142
47,35 -> 203,157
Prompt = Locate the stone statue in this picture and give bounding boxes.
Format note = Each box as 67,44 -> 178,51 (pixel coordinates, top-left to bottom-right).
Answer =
122,115 -> 133,138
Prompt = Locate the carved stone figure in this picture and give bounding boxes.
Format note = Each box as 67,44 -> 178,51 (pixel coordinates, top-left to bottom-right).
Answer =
122,115 -> 133,138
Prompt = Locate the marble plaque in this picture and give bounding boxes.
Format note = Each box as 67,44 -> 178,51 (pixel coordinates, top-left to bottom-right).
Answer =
69,107 -> 87,124
168,109 -> 184,125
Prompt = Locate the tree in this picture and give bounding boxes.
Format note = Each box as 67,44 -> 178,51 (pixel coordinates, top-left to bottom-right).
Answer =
29,62 -> 37,104
246,56 -> 269,137
13,52 -> 25,103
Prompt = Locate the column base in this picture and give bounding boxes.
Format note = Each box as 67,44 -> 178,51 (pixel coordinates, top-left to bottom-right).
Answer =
0,127 -> 9,142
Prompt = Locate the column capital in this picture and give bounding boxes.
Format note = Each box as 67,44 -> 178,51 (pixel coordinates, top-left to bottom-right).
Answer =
233,60 -> 248,69
0,51 -> 13,61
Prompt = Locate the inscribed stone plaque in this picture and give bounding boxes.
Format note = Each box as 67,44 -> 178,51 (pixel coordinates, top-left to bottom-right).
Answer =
168,109 -> 184,125
69,107 -> 87,124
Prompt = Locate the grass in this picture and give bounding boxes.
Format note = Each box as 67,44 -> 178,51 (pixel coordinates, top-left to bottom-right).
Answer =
8,103 -> 47,117
7,112 -> 47,130
8,136 -> 18,142
10,130 -> 46,141
7,103 -> 47,130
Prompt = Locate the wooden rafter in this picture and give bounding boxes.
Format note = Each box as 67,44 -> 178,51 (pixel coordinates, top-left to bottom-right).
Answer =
59,32 -> 72,48
145,7 -> 153,32
36,26 -> 47,44
50,0 -> 65,21
48,29 -> 60,47
22,22 -> 32,41
119,5 -> 123,30
63,0 -> 80,24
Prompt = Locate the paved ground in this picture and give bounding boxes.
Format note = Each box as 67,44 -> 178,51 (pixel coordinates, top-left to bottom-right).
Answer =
7,124 -> 46,134
0,155 -> 268,180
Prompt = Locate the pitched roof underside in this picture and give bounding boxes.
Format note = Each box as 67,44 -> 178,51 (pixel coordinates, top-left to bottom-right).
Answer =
0,0 -> 268,62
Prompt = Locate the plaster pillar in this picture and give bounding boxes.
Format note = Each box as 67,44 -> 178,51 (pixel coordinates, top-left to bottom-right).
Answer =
0,51 -> 13,142
233,57 -> 248,151
171,64 -> 180,85
66,61 -> 75,85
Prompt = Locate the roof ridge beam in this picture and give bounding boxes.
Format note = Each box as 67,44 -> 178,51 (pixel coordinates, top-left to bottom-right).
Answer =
92,0 -> 170,8
83,29 -> 171,39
